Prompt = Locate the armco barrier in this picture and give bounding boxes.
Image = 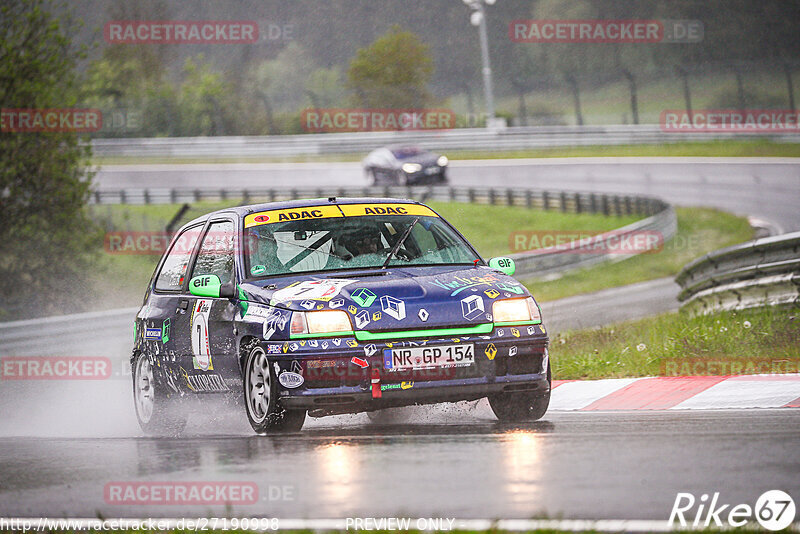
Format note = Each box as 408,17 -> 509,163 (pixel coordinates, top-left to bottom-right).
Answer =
90,125 -> 800,158
90,185 -> 676,279
675,231 -> 800,314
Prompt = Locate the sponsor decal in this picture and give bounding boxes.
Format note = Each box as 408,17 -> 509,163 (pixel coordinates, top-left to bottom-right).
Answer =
330,298 -> 345,309
339,203 -> 439,218
461,295 -> 485,320
161,319 -> 170,343
144,328 -> 161,341
372,311 -> 382,321
278,371 -> 304,388
307,359 -> 336,369
351,288 -> 377,307
190,299 -> 214,370
380,381 -> 415,392
346,339 -> 358,348
266,344 -> 282,354
485,343 -> 498,361
355,310 -> 371,329
244,206 -> 343,228
429,273 -> 504,296
511,328 -> 520,338
332,338 -> 342,347
351,356 -> 369,368
364,344 -> 378,357
184,371 -> 229,392
527,326 -> 536,335
418,308 -> 429,322
250,264 -> 266,276
509,346 -> 518,357
484,289 -> 500,299
497,329 -> 505,336
380,295 -> 406,321
272,279 -> 356,303
289,343 -> 299,352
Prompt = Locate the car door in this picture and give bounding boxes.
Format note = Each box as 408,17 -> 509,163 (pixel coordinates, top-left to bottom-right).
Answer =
140,223 -> 204,392
180,218 -> 240,393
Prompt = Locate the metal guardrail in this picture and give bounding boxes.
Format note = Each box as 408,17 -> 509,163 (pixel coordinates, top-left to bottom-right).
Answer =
90,185 -> 675,279
91,125 -> 800,158
675,231 -> 800,314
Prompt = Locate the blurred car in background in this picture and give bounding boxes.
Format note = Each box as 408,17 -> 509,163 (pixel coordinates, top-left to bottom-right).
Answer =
363,145 -> 448,185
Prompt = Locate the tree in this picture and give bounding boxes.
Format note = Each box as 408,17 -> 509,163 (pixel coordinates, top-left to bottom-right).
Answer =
347,25 -> 434,109
0,0 -> 99,319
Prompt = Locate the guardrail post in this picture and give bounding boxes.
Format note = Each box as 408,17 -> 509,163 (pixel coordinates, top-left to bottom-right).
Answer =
574,192 -> 582,214
468,189 -> 475,203
590,193 -> 597,213
143,189 -> 150,204
220,189 -> 227,201
543,191 -> 550,211
624,196 -> 632,215
488,189 -> 496,205
94,191 -> 100,204
560,191 -> 567,213
193,189 -> 199,202
526,189 -> 532,208
602,195 -> 610,216
120,190 -> 126,204
243,189 -> 250,203
506,189 -> 514,206
449,187 -> 456,202
170,189 -> 176,203
613,196 -> 622,216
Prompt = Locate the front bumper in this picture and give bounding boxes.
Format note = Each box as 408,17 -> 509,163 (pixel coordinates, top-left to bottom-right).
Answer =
265,324 -> 549,415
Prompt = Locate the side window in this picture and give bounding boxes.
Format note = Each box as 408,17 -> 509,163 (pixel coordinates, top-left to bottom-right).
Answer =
155,225 -> 203,291
191,220 -> 236,285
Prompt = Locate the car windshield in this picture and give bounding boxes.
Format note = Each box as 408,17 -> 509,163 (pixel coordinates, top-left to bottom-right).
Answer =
244,213 -> 479,277
390,146 -> 424,159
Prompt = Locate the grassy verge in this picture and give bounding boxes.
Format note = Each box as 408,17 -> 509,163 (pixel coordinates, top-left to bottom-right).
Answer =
92,140 -> 800,165
550,307 -> 800,380
522,207 -> 753,302
89,201 -> 639,310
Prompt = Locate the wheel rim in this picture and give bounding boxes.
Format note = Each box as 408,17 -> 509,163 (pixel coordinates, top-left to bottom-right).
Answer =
134,356 -> 155,423
246,347 -> 271,423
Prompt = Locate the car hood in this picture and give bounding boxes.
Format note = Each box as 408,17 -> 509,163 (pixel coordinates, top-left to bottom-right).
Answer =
239,265 -> 530,331
397,153 -> 440,167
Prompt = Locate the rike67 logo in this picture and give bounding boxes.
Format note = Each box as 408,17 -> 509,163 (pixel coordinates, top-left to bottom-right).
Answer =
670,490 -> 796,531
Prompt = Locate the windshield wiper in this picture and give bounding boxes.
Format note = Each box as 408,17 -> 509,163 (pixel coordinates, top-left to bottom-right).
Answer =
382,217 -> 419,269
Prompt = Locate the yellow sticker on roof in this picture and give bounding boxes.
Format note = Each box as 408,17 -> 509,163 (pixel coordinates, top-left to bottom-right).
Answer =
244,205 -> 343,228
338,203 -> 438,217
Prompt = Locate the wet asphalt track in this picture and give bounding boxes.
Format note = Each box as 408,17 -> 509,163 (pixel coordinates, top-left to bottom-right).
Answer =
1,158 -> 798,521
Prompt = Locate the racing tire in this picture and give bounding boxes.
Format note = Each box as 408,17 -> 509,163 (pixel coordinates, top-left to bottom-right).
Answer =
132,352 -> 188,436
488,358 -> 551,422
243,345 -> 306,434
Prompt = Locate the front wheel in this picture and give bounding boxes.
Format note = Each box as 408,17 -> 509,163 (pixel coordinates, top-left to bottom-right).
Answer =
132,352 -> 187,436
243,345 -> 306,434
489,358 -> 551,422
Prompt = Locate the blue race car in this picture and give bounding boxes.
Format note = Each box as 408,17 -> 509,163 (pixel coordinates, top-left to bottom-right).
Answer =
132,197 -> 550,434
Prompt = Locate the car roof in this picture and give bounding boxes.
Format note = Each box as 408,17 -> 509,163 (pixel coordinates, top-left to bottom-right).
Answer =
179,197 -> 428,229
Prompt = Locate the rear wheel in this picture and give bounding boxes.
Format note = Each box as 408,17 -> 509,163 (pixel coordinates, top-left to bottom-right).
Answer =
489,358 -> 551,422
243,345 -> 306,434
132,352 -> 187,436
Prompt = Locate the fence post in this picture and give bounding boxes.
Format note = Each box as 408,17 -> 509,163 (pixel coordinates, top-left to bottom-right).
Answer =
602,195 -> 610,216
613,196 -> 622,216
560,191 -> 567,212
468,188 -> 475,203
574,192 -> 581,214
526,189 -> 532,208
590,193 -> 597,213
543,191 -> 550,210
143,189 -> 150,204
506,189 -> 514,206
120,190 -> 126,204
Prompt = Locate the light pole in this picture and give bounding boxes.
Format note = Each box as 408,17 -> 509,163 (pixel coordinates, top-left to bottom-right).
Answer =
462,0 -> 498,127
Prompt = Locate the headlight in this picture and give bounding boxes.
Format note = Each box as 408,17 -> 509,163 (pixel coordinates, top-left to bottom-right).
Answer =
493,297 -> 541,324
437,155 -> 449,166
401,163 -> 422,173
290,310 -> 353,335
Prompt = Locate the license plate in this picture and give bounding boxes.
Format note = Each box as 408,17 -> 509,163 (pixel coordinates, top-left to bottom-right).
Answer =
383,344 -> 474,371
424,166 -> 439,175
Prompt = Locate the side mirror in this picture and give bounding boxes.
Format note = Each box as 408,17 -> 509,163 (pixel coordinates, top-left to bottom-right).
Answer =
488,257 -> 515,276
189,275 -> 236,299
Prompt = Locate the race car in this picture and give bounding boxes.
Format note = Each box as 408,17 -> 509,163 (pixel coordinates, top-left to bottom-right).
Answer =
132,197 -> 550,435
362,145 -> 448,185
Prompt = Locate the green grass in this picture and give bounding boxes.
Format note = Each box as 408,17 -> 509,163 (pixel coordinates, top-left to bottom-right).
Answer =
523,207 -> 753,302
91,140 -> 800,165
550,307 -> 800,380
89,200 -> 640,310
